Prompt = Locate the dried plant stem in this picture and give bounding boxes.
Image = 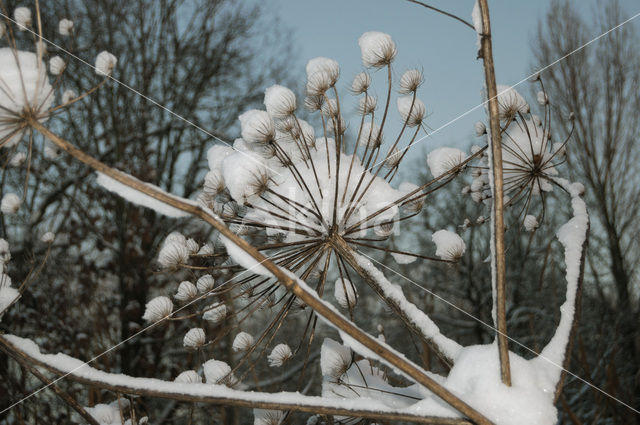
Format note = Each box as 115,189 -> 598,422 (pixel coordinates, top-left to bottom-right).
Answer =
477,0 -> 511,386
0,340 -> 101,425
28,118 -> 494,425
0,337 -> 474,425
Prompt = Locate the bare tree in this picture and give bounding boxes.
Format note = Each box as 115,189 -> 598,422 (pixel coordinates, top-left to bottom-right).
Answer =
533,0 -> 640,421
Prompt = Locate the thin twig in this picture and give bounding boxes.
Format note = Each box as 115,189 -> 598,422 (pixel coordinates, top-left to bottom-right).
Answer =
405,0 -> 475,30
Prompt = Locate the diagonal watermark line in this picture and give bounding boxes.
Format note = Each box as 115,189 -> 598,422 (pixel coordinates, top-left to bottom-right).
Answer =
367,9 -> 640,171
359,251 -> 640,416
0,12 -> 283,177
0,248 -> 280,415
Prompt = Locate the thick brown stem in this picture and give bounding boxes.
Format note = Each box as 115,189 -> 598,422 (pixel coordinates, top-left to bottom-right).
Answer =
28,118 -> 494,425
477,0 -> 511,386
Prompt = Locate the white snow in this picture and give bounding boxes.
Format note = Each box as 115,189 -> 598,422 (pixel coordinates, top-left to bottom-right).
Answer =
232,332 -> 255,352
202,303 -> 227,324
220,235 -> 273,277
264,85 -> 296,118
203,359 -> 237,386
2,334 -> 459,420
471,1 -> 483,34
58,19 -> 73,36
96,172 -> 192,218
13,7 -> 31,29
0,48 -> 54,147
1,193 -> 21,214
95,51 -> 117,76
333,278 -> 357,309
358,32 -> 397,68
267,343 -> 292,367
320,338 -> 352,380
221,150 -> 270,205
183,328 -> 205,348
196,274 -> 215,293
157,232 -> 190,269
0,284 -> 19,317
432,230 -> 466,262
523,215 -> 538,232
353,253 -> 463,361
141,296 -> 173,323
397,95 -> 426,127
427,147 -> 467,178
391,252 -> 417,265
49,56 -> 65,75
532,178 -> 588,386
398,69 -> 423,94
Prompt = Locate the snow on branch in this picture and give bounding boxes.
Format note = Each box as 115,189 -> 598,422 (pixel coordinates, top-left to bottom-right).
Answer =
0,335 -> 470,425
532,178 -> 589,392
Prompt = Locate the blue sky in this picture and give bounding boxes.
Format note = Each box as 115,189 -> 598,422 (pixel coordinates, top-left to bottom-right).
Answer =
269,0 -> 639,157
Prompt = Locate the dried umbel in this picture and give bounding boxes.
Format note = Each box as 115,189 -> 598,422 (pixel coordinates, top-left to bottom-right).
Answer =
183,328 -> 205,348
232,332 -> 254,352
267,343 -> 292,367
175,281 -> 198,301
174,370 -> 202,384
432,230 -> 466,262
142,296 -> 173,322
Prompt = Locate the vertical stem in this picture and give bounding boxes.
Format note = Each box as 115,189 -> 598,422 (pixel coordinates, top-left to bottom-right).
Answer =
477,0 -> 511,386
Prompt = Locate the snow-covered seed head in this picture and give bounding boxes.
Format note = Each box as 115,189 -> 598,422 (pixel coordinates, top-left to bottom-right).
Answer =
185,238 -> 199,254
383,147 -> 403,169
232,331 -> 255,352
475,121 -> 487,136
183,328 -> 206,348
496,85 -> 529,122
351,72 -> 371,94
1,193 -> 21,214
14,7 -> 31,30
95,51 -> 117,77
304,94 -> 324,111
9,152 -> 26,167
174,370 -> 202,384
358,31 -> 397,68
432,230 -> 466,262
40,232 -> 55,243
174,281 -> 198,301
253,409 -> 284,425
196,274 -> 216,293
49,56 -> 66,76
264,85 -> 296,119
58,19 -> 74,36
267,343 -> 292,367
157,232 -> 190,269
320,338 -> 352,381
142,296 -> 173,322
306,57 -> 339,95
397,95 -> 426,127
358,122 -> 383,148
321,98 -> 339,117
523,215 -> 539,232
61,89 -> 77,104
0,239 -> 11,265
239,110 -> 276,145
374,220 -> 394,238
427,147 -> 467,178
0,48 -> 54,147
399,182 -> 424,213
203,170 -> 225,196
537,90 -> 548,105
334,278 -> 357,309
203,303 -> 227,324
203,359 -> 238,387
399,69 -> 423,94
358,95 -> 377,115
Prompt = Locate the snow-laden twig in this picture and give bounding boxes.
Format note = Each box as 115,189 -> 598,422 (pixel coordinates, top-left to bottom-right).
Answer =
532,178 -> 588,399
0,335 -> 471,425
